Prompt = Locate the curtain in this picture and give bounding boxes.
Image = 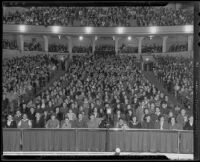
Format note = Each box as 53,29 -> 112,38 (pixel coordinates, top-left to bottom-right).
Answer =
22,129 -> 54,151
179,131 -> 193,154
53,129 -> 76,151
108,130 -> 179,153
3,129 -> 21,151
77,129 -> 106,152
3,129 -> 193,153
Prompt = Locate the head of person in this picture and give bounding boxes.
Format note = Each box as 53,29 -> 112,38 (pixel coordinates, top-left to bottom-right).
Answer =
181,108 -> 186,116
145,115 -> 151,123
170,117 -> 176,125
30,107 -> 35,113
175,105 -> 180,112
16,110 -> 21,116
155,107 -> 160,113
22,113 -> 28,120
144,108 -> 149,115
51,113 -> 56,120
128,109 -> 132,115
119,118 -> 124,125
132,116 -> 137,123
78,113 -> 83,120
7,114 -> 13,121
90,114 -> 95,120
161,102 -> 167,109
189,116 -> 193,123
35,112 -> 41,119
55,107 -> 60,113
68,108 -> 73,114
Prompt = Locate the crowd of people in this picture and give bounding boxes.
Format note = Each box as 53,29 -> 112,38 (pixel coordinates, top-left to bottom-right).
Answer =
3,7 -> 193,27
3,54 -> 193,130
142,44 -> 162,53
153,55 -> 193,110
119,46 -> 138,54
24,41 -> 43,51
168,43 -> 188,52
72,46 -> 91,53
95,45 -> 115,51
2,55 -> 59,119
3,39 -> 18,50
48,44 -> 68,53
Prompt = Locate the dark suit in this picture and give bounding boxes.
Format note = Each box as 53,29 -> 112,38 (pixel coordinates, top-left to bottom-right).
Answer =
4,120 -> 17,128
183,121 -> 193,130
32,118 -> 45,128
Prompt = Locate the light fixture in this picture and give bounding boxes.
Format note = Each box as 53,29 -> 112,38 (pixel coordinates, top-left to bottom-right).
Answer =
184,25 -> 193,33
128,36 -> 132,41
115,148 -> 120,155
19,25 -> 26,32
85,27 -> 92,34
117,27 -> 124,34
79,36 -> 83,41
52,26 -> 60,33
150,26 -> 157,34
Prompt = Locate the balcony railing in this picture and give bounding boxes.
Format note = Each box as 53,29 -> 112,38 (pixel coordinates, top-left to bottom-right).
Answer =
3,128 -> 193,154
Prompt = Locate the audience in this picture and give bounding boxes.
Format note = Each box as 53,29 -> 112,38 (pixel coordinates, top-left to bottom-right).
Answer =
24,41 -> 42,51
72,46 -> 91,53
2,55 -> 59,119
142,44 -> 162,53
3,7 -> 193,27
168,43 -> 188,52
3,39 -> 18,50
3,52 -> 193,130
153,55 -> 193,110
49,44 -> 68,53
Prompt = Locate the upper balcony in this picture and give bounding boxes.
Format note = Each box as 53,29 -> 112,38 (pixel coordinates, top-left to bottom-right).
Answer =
3,24 -> 194,36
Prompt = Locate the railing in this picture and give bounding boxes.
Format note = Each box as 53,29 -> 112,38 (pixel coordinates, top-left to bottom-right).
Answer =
3,128 -> 193,154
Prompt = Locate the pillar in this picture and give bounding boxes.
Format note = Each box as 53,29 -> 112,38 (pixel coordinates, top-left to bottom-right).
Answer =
43,35 -> 49,53
115,37 -> 119,55
138,37 -> 144,54
67,36 -> 72,58
92,37 -> 95,53
188,35 -> 193,51
18,35 -> 24,52
162,36 -> 168,53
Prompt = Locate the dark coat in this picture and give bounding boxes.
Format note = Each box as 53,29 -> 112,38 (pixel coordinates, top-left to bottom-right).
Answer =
183,121 -> 193,130
4,120 -> 17,128
32,118 -> 45,128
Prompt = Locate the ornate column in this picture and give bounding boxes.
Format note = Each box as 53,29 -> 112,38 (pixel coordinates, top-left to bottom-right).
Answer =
115,36 -> 119,55
188,35 -> 193,51
43,35 -> 49,53
138,37 -> 144,54
18,35 -> 24,52
92,37 -> 95,54
162,36 -> 168,53
67,36 -> 72,58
